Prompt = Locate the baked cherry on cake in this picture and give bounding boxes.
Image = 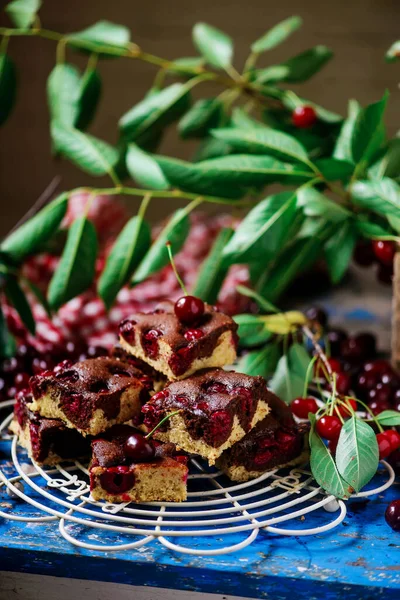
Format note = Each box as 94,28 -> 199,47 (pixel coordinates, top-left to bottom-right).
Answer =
118,300 -> 238,381
9,391 -> 90,465
89,424 -> 188,503
141,368 -> 272,465
110,345 -> 167,392
217,392 -> 308,481
29,357 -> 150,437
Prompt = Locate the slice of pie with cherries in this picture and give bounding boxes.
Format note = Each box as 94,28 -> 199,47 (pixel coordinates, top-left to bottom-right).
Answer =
119,300 -> 238,381
141,368 -> 271,465
89,425 -> 188,503
29,357 -> 151,436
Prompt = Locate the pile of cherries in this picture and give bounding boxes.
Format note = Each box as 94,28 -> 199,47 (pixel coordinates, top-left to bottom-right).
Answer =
0,341 -> 108,402
291,307 -> 400,456
353,239 -> 396,285
290,306 -> 400,530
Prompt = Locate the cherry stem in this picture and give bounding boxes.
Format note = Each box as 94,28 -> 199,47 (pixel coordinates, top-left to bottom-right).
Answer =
302,325 -> 333,379
355,397 -> 384,432
145,409 -> 182,439
302,355 -> 317,398
166,242 -> 188,296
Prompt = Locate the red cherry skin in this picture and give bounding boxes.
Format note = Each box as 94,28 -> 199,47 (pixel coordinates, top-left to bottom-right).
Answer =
377,263 -> 393,285
291,397 -> 318,419
385,430 -> 400,452
364,360 -> 393,376
385,500 -> 400,531
377,432 -> 392,459
328,438 -> 338,455
336,373 -> 351,395
353,241 -> 376,267
372,240 -> 396,266
184,329 -> 204,341
316,415 -> 342,440
368,399 -> 391,416
124,433 -> 155,462
174,296 -> 205,324
292,105 -> 317,129
368,384 -> 393,405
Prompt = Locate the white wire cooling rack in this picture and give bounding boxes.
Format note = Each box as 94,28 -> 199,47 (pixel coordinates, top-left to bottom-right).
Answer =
0,399 -> 395,556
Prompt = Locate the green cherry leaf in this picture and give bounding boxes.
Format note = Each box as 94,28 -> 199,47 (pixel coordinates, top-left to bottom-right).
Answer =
98,216 -> 151,309
51,121 -> 119,177
324,220 -> 358,284
119,83 -> 191,143
192,22 -> 233,69
231,107 -> 267,130
256,232 -> 327,302
251,16 -> 302,54
192,136 -> 232,162
314,158 -> 354,182
191,227 -> 234,303
309,414 -> 348,499
223,191 -> 298,263
355,217 -> 397,241
47,64 -> 81,127
1,193 -> 68,263
4,276 -> 35,335
0,53 -> 17,127
75,68 -> 102,130
233,314 -> 273,348
48,217 -> 98,311
0,304 -> 16,359
386,40 -> 400,63
126,144 -> 170,190
269,343 -> 311,404
211,127 -> 309,165
375,410 -> 400,426
235,343 -> 280,379
178,98 -> 223,139
167,56 -> 205,76
333,99 -> 360,163
335,417 -> 379,493
66,20 -> 131,57
235,285 -> 279,314
298,187 -> 351,222
5,0 -> 41,29
351,178 -> 400,219
369,138 -> 400,180
351,92 -> 389,170
132,209 -> 190,285
255,45 -> 333,84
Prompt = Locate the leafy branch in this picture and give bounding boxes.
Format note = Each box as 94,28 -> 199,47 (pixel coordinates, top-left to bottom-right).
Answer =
0,0 -> 399,357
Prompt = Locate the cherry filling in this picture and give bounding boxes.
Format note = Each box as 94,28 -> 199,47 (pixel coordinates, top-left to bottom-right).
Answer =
184,329 -> 204,342
251,429 -> 299,469
55,369 -> 79,383
168,346 -> 193,376
142,329 -> 162,359
142,403 -> 165,430
99,466 -> 135,495
234,386 -> 255,431
119,320 -> 136,345
202,381 -> 227,394
207,410 -> 233,447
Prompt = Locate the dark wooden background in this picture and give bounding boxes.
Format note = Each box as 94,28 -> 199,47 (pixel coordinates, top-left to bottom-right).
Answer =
0,0 -> 399,235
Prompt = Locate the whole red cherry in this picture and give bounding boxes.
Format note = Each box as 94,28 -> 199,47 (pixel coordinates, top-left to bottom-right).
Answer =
124,433 -> 155,462
292,105 -> 317,129
174,296 -> 205,324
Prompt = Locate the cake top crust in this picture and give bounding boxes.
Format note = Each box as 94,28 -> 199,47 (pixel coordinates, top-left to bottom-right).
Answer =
119,300 -> 238,350
144,368 -> 270,416
30,357 -> 145,400
91,424 -> 180,468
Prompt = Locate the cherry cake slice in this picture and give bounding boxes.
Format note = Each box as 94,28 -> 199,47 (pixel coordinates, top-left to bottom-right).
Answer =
29,357 -> 151,436
10,391 -> 90,466
141,368 -> 272,465
217,392 -> 308,481
89,425 -> 188,503
118,300 -> 238,380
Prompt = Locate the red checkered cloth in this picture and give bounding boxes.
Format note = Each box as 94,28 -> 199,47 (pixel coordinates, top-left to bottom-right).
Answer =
3,195 -> 251,352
